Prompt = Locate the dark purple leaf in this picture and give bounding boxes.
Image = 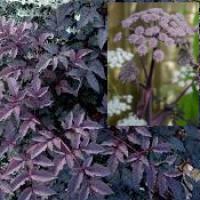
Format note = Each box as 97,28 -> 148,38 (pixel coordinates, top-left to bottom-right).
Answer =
98,28 -> 107,49
79,183 -> 90,200
85,164 -> 110,177
167,178 -> 185,200
0,145 -> 8,158
153,143 -> 171,153
5,159 -> 23,176
158,174 -> 168,198
0,106 -> 15,121
164,170 -> 182,178
135,127 -> 151,137
86,71 -> 100,92
145,163 -> 157,191
12,172 -> 29,191
68,172 -> 84,194
18,188 -> 32,200
82,143 -> 105,154
31,170 -> 55,182
28,143 -> 47,159
89,60 -> 105,79
33,156 -> 54,167
90,179 -> 113,196
131,160 -> 144,190
33,185 -> 55,197
0,181 -> 12,193
36,55 -> 51,72
7,77 -> 19,96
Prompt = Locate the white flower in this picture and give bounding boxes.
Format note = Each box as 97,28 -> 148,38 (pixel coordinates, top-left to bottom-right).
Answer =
108,48 -> 134,69
108,95 -> 133,117
172,67 -> 195,93
74,14 -> 81,21
117,114 -> 147,126
66,27 -> 79,34
5,0 -> 73,8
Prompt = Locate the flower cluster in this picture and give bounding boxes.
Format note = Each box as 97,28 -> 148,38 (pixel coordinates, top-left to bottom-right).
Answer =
108,48 -> 134,68
5,0 -> 72,8
116,8 -> 195,62
108,95 -> 133,117
117,113 -> 147,126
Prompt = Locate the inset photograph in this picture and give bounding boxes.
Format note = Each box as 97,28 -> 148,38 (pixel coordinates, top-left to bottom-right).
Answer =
108,2 -> 199,126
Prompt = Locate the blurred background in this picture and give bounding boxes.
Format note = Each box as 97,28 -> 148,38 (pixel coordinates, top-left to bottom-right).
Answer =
108,2 -> 199,126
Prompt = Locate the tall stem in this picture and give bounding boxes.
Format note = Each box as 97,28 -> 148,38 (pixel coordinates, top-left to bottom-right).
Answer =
145,59 -> 155,125
147,59 -> 155,87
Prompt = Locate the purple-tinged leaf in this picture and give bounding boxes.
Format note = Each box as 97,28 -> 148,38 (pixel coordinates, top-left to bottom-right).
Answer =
153,143 -> 171,153
5,159 -> 23,176
83,156 -> 93,167
18,188 -> 32,200
0,181 -> 12,193
90,179 -> 114,196
65,154 -> 75,169
77,49 -> 93,59
127,133 -> 141,145
12,172 -> 29,191
0,106 -> 14,121
158,174 -> 168,198
28,143 -> 47,159
0,145 -> 8,158
118,143 -> 128,157
58,55 -> 68,69
85,164 -> 110,177
79,183 -> 90,200
7,77 -> 19,96
52,138 -> 61,149
54,156 -> 66,176
86,71 -> 100,92
81,119 -> 103,129
164,170 -> 182,178
32,136 -> 47,143
131,160 -> 144,190
0,67 -> 21,79
164,155 -> 177,166
0,192 -> 4,200
98,28 -> 107,49
152,137 -> 159,147
115,149 -> 125,163
33,156 -> 54,167
19,120 -> 38,138
31,170 -> 55,182
101,140 -> 115,147
127,153 -> 140,163
33,185 -> 55,197
145,163 -> 157,191
37,55 -> 51,72
82,143 -> 105,154
108,156 -> 119,174
89,60 -> 105,79
135,127 -> 151,137
38,33 -> 54,45
167,178 -> 185,200
68,172 -> 84,194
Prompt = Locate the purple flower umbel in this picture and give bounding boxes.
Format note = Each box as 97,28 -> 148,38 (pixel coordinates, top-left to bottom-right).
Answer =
114,8 -> 195,62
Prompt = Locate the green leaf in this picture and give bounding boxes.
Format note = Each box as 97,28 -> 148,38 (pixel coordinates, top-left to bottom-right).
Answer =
176,86 -> 199,126
193,33 -> 199,62
192,12 -> 199,62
